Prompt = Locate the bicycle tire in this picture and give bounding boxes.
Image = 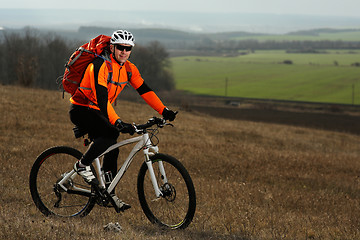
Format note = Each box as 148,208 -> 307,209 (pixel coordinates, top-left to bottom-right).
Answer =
29,146 -> 96,217
137,153 -> 196,229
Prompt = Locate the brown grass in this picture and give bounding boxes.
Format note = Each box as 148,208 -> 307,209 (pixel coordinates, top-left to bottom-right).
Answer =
0,85 -> 360,239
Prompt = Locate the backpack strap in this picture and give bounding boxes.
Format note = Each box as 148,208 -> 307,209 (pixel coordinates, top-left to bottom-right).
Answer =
124,61 -> 132,81
104,60 -> 113,84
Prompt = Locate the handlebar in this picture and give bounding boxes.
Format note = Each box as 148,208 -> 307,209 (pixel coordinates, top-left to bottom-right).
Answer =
134,117 -> 173,133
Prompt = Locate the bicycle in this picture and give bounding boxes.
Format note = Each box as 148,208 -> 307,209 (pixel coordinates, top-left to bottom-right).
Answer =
29,117 -> 196,229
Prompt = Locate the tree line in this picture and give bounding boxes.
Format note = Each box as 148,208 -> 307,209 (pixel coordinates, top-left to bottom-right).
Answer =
0,28 -> 175,91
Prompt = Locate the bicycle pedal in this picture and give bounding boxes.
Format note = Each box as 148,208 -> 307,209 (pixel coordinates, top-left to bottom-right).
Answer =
101,198 -> 131,212
118,203 -> 131,212
108,197 -> 121,213
112,202 -> 131,213
97,188 -> 123,213
109,195 -> 131,213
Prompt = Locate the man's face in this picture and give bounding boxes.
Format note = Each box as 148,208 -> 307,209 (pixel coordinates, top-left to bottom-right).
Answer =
111,44 -> 132,64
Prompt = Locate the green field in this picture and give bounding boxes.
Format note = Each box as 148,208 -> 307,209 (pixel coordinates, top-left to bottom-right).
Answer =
171,50 -> 360,105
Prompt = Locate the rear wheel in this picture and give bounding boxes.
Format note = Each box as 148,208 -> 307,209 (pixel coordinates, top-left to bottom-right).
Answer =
29,146 -> 96,217
137,153 -> 196,229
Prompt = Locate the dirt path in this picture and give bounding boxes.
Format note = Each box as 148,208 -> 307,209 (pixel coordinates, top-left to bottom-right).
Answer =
191,105 -> 360,135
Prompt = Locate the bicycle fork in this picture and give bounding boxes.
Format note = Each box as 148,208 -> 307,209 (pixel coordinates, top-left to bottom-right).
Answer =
144,147 -> 168,198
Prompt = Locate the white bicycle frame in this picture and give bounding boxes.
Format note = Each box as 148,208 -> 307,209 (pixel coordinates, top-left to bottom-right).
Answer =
57,132 -> 167,198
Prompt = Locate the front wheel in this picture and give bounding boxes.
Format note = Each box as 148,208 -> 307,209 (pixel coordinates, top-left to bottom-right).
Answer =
29,146 -> 96,217
137,153 -> 196,229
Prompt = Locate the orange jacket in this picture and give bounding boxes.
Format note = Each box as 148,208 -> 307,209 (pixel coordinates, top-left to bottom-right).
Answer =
70,55 -> 166,125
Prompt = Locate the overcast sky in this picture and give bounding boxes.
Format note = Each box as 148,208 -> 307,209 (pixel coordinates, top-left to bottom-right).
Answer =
2,0 -> 360,17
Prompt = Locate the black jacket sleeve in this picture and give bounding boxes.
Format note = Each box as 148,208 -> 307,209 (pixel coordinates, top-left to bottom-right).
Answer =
93,58 -> 109,119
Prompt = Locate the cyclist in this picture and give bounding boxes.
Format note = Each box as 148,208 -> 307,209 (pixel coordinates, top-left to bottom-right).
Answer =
69,29 -> 177,211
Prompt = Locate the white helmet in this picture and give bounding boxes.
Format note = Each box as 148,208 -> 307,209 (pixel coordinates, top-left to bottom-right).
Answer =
110,30 -> 135,46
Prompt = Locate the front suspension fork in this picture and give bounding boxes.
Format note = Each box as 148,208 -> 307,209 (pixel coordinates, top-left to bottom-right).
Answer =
144,147 -> 168,198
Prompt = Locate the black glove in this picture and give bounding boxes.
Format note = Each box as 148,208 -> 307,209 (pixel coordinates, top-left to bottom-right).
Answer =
115,119 -> 135,135
162,108 -> 177,121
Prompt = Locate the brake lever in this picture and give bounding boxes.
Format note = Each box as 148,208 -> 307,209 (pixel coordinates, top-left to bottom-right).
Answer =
133,124 -> 141,134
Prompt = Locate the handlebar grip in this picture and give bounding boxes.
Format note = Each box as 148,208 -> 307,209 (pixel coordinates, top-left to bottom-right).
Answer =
136,123 -> 152,130
135,117 -> 166,130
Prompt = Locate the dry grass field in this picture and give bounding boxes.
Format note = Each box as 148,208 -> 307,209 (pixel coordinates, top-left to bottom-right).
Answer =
0,85 -> 360,239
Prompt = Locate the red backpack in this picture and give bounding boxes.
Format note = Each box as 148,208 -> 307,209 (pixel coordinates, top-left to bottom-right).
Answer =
61,35 -> 112,96
61,34 -> 132,97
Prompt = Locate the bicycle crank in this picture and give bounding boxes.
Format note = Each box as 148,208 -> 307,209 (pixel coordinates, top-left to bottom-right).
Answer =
92,184 -> 127,213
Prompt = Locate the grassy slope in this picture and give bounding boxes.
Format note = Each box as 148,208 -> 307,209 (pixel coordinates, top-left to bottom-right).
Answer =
171,50 -> 360,104
1,85 -> 360,239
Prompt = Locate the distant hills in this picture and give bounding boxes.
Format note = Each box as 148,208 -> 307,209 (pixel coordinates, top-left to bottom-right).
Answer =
76,26 -> 267,43
1,8 -> 360,51
1,8 -> 360,34
2,24 -> 360,52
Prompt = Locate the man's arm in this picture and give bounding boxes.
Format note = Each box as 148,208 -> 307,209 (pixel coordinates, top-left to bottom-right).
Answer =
136,82 -> 166,115
128,62 -> 177,120
93,58 -> 109,119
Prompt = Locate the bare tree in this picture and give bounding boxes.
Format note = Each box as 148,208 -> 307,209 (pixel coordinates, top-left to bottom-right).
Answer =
131,41 -> 175,91
2,27 -> 40,87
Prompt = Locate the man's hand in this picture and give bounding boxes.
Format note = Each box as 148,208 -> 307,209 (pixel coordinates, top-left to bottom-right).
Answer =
162,108 -> 177,121
115,119 -> 135,135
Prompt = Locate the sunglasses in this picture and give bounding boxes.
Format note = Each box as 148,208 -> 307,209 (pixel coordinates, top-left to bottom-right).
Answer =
115,44 -> 133,52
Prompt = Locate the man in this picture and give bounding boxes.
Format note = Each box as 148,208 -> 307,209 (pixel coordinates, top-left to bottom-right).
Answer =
69,30 -> 176,211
